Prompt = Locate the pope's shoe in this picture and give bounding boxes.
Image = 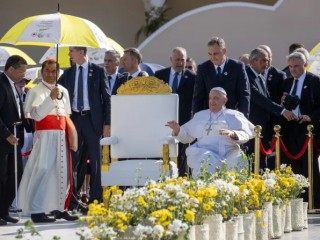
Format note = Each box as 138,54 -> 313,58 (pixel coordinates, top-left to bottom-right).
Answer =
31,213 -> 56,223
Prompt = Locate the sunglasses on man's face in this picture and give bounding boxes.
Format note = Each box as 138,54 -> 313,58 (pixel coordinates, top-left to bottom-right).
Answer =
185,66 -> 193,69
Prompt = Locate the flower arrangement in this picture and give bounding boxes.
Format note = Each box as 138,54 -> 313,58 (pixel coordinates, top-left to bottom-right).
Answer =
76,162 -> 309,239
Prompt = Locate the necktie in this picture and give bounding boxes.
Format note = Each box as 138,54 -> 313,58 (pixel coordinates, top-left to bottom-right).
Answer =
258,75 -> 267,95
108,75 -> 112,92
291,79 -> 299,96
172,72 -> 179,93
77,66 -> 84,111
107,75 -> 112,86
217,66 -> 222,81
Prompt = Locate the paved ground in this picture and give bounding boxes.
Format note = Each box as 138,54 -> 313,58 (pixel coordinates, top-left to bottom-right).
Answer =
1,213 -> 319,239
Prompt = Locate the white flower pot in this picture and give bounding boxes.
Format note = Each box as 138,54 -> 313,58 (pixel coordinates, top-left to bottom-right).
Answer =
284,201 -> 292,233
178,226 -> 196,240
280,202 -> 287,234
263,201 -> 274,239
272,204 -> 282,239
235,215 -> 244,240
303,202 -> 308,229
256,208 -> 268,240
291,198 -> 304,231
243,212 -> 255,240
225,219 -> 238,240
192,224 -> 209,240
204,214 -> 224,240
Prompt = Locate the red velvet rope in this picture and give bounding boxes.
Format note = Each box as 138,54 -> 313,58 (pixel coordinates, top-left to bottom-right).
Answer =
280,136 -> 310,160
260,137 -> 277,156
312,139 -> 320,156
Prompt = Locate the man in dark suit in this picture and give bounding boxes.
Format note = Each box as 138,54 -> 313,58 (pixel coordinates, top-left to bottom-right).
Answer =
122,48 -> 148,79
281,51 -> 320,208
0,55 -> 28,225
192,36 -> 250,118
59,47 -> 111,210
154,47 -> 196,176
104,50 -> 127,95
258,45 -> 287,169
245,48 -> 295,169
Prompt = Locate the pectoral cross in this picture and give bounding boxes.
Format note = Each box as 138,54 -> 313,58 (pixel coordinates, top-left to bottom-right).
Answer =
205,124 -> 213,135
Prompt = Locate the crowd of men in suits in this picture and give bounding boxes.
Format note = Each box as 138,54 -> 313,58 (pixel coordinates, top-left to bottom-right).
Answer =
1,36 -> 320,225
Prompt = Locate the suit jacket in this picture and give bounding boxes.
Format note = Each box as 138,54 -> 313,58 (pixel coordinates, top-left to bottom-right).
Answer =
266,66 -> 287,104
193,58 -> 250,117
154,68 -> 196,125
58,62 -> 111,135
283,72 -> 320,125
110,72 -> 128,95
246,66 -> 283,129
0,72 -> 25,151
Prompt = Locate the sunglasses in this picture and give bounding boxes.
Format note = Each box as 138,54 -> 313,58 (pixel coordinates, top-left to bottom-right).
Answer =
185,66 -> 193,69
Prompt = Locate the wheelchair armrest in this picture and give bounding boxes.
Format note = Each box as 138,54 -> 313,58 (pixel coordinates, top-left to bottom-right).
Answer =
100,136 -> 118,146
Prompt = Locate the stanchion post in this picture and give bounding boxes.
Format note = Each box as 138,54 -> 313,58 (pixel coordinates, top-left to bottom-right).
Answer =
307,124 -> 314,210
274,125 -> 281,169
162,144 -> 170,171
254,125 -> 262,175
101,145 -> 110,172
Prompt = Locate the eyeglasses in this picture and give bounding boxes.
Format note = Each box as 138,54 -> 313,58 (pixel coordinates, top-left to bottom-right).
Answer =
185,66 -> 193,70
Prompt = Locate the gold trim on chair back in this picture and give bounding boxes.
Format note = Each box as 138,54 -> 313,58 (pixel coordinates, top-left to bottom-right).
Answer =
117,76 -> 172,95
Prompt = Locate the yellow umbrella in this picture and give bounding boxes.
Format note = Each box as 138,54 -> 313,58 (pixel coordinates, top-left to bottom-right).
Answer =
307,43 -> 320,76
39,37 -> 124,68
0,13 -> 113,48
0,46 -> 36,66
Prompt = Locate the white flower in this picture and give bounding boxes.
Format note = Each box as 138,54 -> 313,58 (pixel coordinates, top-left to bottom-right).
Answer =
264,178 -> 276,188
152,225 -> 164,237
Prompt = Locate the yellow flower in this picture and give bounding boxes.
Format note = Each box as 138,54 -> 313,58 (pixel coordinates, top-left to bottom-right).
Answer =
137,196 -> 147,207
256,210 -> 262,218
184,210 -> 195,223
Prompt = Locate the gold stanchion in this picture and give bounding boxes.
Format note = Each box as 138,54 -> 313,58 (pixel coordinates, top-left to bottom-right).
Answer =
162,144 -> 170,171
254,125 -> 262,175
307,124 -> 314,210
274,125 -> 281,169
101,145 -> 110,172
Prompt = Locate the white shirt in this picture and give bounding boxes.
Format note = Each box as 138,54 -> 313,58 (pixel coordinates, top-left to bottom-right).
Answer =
73,61 -> 90,111
214,60 -> 226,74
289,71 -> 306,117
5,73 -> 21,118
108,72 -> 118,92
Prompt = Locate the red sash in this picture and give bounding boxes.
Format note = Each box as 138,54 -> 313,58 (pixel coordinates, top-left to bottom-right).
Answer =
35,115 -> 66,130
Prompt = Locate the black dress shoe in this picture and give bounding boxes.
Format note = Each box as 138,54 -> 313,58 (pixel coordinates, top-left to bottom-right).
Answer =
1,215 -> 19,223
51,210 -> 79,221
31,213 -> 56,223
0,219 -> 7,226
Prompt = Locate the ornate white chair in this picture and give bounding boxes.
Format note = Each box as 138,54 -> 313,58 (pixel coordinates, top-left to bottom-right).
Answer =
100,76 -> 179,186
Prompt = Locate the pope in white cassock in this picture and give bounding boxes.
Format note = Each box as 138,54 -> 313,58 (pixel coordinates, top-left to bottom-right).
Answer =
166,87 -> 255,175
18,60 -> 78,223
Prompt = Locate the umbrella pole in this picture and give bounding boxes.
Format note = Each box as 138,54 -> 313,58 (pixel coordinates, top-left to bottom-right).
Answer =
56,43 -> 64,100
